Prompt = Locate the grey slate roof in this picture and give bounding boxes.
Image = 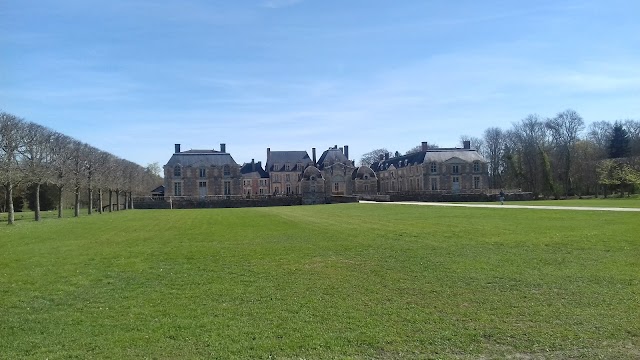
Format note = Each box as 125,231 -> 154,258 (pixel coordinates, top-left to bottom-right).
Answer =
240,162 -> 269,178
266,151 -> 312,171
370,149 -> 486,171
165,152 -> 238,167
317,148 -> 349,170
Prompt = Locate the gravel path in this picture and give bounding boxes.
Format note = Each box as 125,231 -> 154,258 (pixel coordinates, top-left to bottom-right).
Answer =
358,200 -> 640,212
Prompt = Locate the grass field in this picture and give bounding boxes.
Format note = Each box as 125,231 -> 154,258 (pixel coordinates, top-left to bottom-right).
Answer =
1,204 -> 639,359
501,195 -> 640,208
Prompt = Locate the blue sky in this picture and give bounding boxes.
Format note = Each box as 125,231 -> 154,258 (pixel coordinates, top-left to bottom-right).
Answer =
2,0 -> 640,168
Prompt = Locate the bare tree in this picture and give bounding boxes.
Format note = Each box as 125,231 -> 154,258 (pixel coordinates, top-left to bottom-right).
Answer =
483,127 -> 505,189
546,109 -> 585,196
0,112 -> 27,224
622,119 -> 640,156
587,121 -> 613,157
50,132 -> 74,218
20,122 -> 55,221
509,114 -> 550,195
359,148 -> 391,166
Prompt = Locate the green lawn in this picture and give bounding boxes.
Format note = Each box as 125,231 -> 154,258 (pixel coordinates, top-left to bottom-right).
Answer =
1,204 -> 639,359
502,196 -> 640,208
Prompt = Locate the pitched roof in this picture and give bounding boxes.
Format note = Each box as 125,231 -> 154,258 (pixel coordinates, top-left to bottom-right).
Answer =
370,149 -> 486,171
240,162 -> 269,178
317,148 -> 350,170
266,151 -> 312,171
165,152 -> 238,167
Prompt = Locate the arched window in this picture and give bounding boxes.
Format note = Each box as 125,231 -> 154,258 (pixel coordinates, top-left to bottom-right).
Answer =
174,165 -> 181,177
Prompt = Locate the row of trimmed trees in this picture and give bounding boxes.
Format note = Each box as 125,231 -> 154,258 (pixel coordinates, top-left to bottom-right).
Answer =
1,111 -> 162,225
467,110 -> 640,197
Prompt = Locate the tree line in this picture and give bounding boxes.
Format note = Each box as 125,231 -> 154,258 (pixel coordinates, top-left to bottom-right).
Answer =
360,109 -> 640,197
1,111 -> 162,225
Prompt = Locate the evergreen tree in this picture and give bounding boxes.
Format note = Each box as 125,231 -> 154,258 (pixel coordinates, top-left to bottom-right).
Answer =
608,122 -> 631,158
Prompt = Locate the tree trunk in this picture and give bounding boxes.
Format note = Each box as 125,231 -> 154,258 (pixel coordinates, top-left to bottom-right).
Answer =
130,192 -> 134,210
109,190 -> 113,212
74,187 -> 80,217
58,186 -> 64,218
88,187 -> 93,215
98,188 -> 103,214
5,184 -> 15,225
116,190 -> 121,211
124,192 -> 129,210
35,183 -> 41,221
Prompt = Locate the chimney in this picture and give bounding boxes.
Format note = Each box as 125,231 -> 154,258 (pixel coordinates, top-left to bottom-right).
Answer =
421,142 -> 428,151
334,145 -> 338,149
267,147 -> 271,162
344,145 -> 349,159
251,158 -> 255,171
395,151 -> 400,157
312,148 -> 317,166
174,144 -> 181,153
220,143 -> 226,153
385,152 -> 389,160
463,140 -> 471,149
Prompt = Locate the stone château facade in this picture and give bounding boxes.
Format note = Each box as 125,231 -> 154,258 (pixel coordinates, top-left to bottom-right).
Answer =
163,141 -> 489,200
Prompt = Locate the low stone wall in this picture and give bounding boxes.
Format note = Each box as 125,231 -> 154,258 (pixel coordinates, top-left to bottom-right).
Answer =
388,191 -> 534,202
329,195 -> 359,204
134,196 -> 302,209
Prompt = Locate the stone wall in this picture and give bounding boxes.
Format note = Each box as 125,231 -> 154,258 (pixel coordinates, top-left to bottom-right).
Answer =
388,191 -> 534,202
134,196 -> 302,209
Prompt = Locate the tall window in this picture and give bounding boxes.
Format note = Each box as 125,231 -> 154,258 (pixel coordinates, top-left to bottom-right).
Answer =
334,182 -> 339,192
223,165 -> 230,176
364,184 -> 369,191
473,161 -> 480,172
452,165 -> 459,174
199,168 -> 206,178
199,181 -> 206,188
430,162 -> 437,173
431,178 -> 438,190
224,181 -> 231,195
473,176 -> 481,189
174,165 -> 181,177
285,174 -> 290,181
286,185 -> 291,194
174,182 -> 182,196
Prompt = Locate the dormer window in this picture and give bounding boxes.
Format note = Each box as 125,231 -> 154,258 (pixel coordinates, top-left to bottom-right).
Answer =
223,165 -> 230,176
285,163 -> 291,171
473,161 -> 480,172
199,168 -> 206,178
430,162 -> 437,173
452,165 -> 459,174
174,165 -> 181,177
